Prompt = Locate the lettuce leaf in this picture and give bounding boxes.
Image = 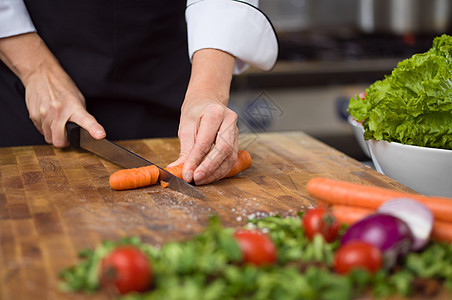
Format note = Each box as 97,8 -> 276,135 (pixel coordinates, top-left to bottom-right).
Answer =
348,34 -> 452,150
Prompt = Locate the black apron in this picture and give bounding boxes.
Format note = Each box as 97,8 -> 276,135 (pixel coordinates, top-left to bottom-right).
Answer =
0,0 -> 190,146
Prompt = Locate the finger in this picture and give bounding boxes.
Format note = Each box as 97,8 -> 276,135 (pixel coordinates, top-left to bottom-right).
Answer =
193,116 -> 238,184
166,151 -> 189,168
49,108 -> 104,148
69,110 -> 106,140
51,120 -> 69,148
195,152 -> 236,185
40,115 -> 53,145
169,123 -> 196,168
182,110 -> 223,182
51,112 -> 70,148
27,99 -> 46,139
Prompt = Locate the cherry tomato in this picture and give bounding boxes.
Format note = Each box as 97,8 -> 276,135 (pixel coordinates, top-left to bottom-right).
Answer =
302,207 -> 340,242
334,241 -> 383,274
234,229 -> 277,266
100,246 -> 153,294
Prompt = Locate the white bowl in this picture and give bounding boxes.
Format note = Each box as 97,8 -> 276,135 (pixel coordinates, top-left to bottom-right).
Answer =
347,115 -> 371,158
367,139 -> 452,197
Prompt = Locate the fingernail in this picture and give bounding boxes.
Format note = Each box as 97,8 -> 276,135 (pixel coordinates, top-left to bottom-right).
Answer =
193,171 -> 205,183
184,170 -> 193,182
95,129 -> 105,138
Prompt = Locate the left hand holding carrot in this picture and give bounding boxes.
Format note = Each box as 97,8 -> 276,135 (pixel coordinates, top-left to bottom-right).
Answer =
166,150 -> 252,181
171,49 -> 237,185
174,99 -> 239,185
109,150 -> 252,191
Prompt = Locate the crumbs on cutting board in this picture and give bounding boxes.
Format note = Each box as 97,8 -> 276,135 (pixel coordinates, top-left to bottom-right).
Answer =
143,185 -> 312,230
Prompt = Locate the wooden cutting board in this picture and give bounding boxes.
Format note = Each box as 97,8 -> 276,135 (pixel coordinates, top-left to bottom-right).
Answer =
0,131 -> 435,299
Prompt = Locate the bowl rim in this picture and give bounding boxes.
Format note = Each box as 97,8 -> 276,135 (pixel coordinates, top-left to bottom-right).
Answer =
368,139 -> 452,154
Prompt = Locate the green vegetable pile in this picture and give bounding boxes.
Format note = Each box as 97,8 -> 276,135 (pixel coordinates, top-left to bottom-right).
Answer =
348,34 -> 452,149
60,214 -> 452,300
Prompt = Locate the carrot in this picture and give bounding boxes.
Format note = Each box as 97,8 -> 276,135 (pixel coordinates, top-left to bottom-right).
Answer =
330,204 -> 452,243
160,181 -> 169,188
109,165 -> 159,190
330,205 -> 373,226
226,150 -> 252,178
307,177 -> 452,223
164,164 -> 184,180
110,150 -> 252,191
431,221 -> 452,244
164,150 -> 252,180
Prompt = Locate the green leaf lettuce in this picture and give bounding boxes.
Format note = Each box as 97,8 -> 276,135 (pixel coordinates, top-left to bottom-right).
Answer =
348,34 -> 452,149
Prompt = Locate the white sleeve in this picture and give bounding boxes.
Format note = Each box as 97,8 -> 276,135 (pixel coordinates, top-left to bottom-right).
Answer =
0,1 -> 36,38
186,0 -> 278,74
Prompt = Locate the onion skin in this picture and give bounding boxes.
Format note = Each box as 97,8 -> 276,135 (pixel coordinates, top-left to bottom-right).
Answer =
378,198 -> 433,251
341,213 -> 414,269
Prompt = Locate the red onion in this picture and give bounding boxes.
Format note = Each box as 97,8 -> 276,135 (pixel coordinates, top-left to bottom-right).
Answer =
378,198 -> 433,251
341,213 -> 413,269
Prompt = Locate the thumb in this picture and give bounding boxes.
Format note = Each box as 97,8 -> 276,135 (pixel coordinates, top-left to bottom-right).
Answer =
69,111 -> 106,140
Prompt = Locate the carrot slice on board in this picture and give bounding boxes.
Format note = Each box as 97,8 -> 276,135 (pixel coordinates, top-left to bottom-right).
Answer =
109,165 -> 159,190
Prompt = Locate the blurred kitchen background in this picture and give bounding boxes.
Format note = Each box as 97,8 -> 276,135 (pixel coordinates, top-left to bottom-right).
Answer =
229,0 -> 452,162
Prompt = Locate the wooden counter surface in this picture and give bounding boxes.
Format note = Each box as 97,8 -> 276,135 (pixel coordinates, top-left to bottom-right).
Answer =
0,132 -> 434,299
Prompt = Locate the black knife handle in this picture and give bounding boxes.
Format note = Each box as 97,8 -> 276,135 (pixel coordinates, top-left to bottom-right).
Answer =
66,122 -> 81,148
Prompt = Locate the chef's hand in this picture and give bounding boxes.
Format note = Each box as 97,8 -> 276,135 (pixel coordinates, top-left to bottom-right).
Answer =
24,61 -> 106,147
0,33 -> 105,147
168,49 -> 237,185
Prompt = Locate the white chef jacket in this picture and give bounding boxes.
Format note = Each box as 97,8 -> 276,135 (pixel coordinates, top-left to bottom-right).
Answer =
0,0 -> 278,74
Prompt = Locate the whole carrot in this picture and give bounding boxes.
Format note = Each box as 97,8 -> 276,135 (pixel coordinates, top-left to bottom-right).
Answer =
109,165 -> 159,190
307,177 -> 452,223
165,150 -> 252,181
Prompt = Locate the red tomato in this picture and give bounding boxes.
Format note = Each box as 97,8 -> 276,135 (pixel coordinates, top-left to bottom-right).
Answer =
100,246 -> 153,294
334,241 -> 382,274
234,229 -> 277,266
302,207 -> 340,243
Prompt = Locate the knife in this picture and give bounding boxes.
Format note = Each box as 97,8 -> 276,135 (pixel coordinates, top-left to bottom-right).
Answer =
65,122 -> 206,200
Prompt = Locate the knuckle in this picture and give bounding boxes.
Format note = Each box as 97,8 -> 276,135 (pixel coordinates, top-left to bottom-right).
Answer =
28,112 -> 38,123
215,142 -> 234,155
229,150 -> 238,162
214,166 -> 230,182
208,105 -> 225,120
52,99 -> 63,111
38,104 -> 48,118
197,139 -> 213,154
228,110 -> 238,122
178,126 -> 190,140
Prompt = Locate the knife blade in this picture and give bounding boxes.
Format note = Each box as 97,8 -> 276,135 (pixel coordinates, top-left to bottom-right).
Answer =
66,122 -> 205,200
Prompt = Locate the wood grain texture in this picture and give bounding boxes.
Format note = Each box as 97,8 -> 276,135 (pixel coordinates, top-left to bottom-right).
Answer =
0,132 -> 439,299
